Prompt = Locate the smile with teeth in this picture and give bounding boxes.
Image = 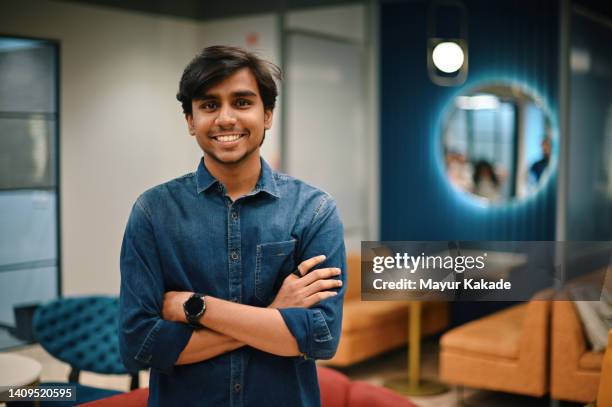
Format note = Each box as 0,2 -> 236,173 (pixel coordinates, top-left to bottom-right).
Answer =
213,133 -> 246,143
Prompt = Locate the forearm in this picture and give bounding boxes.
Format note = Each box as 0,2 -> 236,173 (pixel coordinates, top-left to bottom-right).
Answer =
176,328 -> 244,365
201,296 -> 300,357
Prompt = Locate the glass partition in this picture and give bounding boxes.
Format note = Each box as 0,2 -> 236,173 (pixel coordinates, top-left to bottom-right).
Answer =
0,36 -> 59,349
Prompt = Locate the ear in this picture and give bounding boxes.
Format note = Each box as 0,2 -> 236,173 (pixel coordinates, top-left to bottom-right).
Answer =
185,113 -> 195,135
264,109 -> 273,130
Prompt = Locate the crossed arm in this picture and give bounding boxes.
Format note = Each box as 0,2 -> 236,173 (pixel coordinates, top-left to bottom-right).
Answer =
163,256 -> 342,365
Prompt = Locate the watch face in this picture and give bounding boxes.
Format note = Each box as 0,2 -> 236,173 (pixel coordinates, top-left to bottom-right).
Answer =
185,295 -> 204,315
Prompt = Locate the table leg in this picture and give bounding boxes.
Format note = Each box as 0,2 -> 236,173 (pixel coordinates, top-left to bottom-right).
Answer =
384,301 -> 449,396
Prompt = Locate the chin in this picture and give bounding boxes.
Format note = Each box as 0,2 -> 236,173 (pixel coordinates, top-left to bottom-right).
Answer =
208,151 -> 250,165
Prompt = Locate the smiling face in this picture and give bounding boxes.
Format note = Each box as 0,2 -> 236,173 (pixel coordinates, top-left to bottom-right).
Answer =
186,68 -> 273,167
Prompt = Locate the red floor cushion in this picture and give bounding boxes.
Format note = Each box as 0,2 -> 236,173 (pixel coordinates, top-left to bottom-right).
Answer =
79,387 -> 148,406
318,365 -> 351,407
318,366 -> 418,407
349,380 -> 419,407
80,366 -> 418,407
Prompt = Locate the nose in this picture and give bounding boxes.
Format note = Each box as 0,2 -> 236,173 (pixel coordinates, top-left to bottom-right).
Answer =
214,106 -> 237,128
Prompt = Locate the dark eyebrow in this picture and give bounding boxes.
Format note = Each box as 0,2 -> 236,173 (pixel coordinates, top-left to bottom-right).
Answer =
198,90 -> 258,101
232,90 -> 258,98
198,94 -> 219,101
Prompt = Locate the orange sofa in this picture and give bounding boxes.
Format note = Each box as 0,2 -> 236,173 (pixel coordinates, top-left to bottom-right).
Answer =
439,291 -> 552,396
597,329 -> 612,406
550,294 -> 605,403
325,253 -> 449,367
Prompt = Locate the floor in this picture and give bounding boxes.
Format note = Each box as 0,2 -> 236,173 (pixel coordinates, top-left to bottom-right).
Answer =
330,339 -> 575,407
1,337 -> 582,407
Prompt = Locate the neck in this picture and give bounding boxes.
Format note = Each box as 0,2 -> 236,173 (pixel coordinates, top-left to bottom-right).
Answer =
203,153 -> 261,201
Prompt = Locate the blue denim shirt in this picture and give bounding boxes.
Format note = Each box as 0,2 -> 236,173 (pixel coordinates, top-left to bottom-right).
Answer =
119,158 -> 346,407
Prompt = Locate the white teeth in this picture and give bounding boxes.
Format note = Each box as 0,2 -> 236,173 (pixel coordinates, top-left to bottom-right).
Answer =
216,134 -> 242,142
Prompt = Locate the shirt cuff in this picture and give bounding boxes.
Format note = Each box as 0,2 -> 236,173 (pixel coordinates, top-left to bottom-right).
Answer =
278,308 -> 333,359
135,319 -> 193,373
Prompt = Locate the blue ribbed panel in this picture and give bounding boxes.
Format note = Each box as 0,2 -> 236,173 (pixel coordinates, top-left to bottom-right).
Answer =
380,0 -> 558,241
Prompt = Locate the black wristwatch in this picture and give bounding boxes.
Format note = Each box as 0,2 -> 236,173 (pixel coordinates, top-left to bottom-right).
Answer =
183,293 -> 206,328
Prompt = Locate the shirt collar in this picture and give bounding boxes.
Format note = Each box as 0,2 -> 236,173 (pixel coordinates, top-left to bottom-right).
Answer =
195,157 -> 280,199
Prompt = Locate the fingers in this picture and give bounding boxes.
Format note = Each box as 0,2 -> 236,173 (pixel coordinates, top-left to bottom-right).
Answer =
304,291 -> 338,308
302,277 -> 343,297
301,266 -> 341,286
295,255 -> 327,277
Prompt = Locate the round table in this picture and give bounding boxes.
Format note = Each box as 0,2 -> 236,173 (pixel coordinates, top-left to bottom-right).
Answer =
0,352 -> 42,387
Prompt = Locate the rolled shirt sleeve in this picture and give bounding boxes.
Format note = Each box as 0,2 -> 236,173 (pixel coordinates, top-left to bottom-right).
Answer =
278,195 -> 346,360
119,198 -> 193,373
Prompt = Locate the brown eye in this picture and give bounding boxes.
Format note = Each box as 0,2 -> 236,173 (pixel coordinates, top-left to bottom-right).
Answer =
201,102 -> 217,111
236,99 -> 251,108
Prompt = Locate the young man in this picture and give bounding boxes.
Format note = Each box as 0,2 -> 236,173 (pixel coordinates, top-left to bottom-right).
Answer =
119,46 -> 346,407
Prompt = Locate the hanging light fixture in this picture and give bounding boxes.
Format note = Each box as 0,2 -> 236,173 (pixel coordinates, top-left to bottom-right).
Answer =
427,0 -> 469,86
432,41 -> 464,73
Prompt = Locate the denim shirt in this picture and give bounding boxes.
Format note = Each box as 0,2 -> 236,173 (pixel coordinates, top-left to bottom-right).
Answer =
119,157 -> 346,407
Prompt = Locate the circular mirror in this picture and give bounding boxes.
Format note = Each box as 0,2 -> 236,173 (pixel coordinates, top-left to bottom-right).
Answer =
441,83 -> 555,204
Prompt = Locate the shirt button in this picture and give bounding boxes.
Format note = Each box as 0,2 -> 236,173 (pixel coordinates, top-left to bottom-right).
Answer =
231,251 -> 239,261
234,383 -> 241,393
231,212 -> 238,220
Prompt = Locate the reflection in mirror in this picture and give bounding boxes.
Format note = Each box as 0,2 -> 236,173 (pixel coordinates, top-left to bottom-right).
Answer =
442,84 -> 554,204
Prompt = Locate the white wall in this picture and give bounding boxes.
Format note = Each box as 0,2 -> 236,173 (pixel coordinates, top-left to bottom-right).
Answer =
284,4 -> 378,251
0,0 -> 279,295
287,4 -> 366,43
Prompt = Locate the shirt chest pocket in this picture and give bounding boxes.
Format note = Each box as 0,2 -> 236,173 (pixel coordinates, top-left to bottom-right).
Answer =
254,239 -> 297,305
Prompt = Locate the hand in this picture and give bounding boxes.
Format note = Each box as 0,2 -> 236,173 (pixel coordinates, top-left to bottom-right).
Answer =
162,291 -> 193,323
269,255 -> 342,309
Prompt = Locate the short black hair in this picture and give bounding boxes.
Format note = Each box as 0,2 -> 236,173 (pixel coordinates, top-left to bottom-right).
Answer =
176,45 -> 282,115
473,159 -> 499,186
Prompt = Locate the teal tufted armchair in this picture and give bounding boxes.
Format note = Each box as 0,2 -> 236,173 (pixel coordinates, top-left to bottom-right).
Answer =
29,296 -> 141,405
